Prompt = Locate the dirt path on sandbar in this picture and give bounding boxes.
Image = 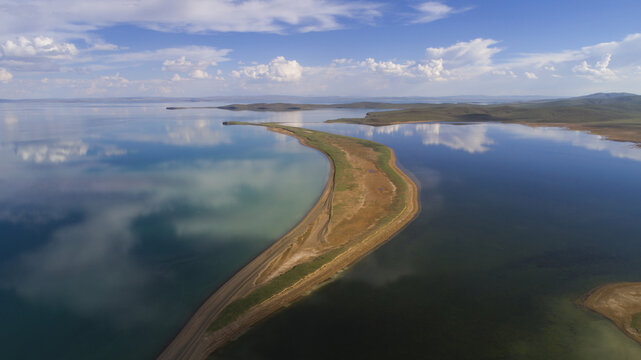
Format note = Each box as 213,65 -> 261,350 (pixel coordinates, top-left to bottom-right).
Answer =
157,124 -> 419,360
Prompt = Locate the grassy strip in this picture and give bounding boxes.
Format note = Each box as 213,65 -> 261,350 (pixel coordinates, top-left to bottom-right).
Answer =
353,138 -> 408,224
632,312 -> 641,333
209,248 -> 344,332
208,124 -> 411,333
268,125 -> 356,191
275,125 -> 408,223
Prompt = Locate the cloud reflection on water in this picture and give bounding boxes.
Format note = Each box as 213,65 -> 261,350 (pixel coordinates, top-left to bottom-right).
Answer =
165,119 -> 231,146
1,156 -> 325,324
415,123 -> 493,153
503,125 -> 641,162
344,122 -> 641,162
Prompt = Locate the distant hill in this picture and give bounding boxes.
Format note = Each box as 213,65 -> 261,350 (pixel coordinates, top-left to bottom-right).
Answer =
577,92 -> 637,99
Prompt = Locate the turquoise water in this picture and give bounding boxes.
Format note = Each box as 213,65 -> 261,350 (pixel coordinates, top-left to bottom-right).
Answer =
0,103 -> 369,359
216,122 -> 641,359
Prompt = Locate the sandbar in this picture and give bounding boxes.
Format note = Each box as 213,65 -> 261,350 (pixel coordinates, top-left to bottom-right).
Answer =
157,123 -> 419,360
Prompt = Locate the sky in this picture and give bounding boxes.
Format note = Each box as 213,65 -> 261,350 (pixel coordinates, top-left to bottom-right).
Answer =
0,0 -> 640,98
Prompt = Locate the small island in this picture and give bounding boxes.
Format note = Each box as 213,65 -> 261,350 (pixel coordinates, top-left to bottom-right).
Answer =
582,282 -> 641,345
158,123 -> 419,360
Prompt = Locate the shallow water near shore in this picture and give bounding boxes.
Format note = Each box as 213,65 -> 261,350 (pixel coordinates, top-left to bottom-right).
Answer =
0,103 -> 351,359
215,122 -> 641,359
3,103 -> 641,359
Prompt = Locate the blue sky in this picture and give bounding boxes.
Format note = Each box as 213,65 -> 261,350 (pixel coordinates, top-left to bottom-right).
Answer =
0,0 -> 640,98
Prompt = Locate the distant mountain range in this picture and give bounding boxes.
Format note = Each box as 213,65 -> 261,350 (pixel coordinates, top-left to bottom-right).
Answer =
1,92 -> 638,105
0,94 -> 570,105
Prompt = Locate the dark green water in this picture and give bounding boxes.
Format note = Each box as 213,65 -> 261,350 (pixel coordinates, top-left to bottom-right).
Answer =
216,123 -> 641,359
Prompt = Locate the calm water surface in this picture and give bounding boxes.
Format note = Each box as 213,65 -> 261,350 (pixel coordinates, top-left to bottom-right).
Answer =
217,122 -> 641,359
3,104 -> 641,359
0,103 -> 371,359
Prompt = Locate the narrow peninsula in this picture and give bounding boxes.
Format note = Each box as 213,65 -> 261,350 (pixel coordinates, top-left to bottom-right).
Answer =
158,123 -> 419,360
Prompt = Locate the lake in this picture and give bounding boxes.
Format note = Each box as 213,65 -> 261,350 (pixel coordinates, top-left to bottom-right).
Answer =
216,121 -> 641,359
2,103 -> 641,359
0,103 -> 347,359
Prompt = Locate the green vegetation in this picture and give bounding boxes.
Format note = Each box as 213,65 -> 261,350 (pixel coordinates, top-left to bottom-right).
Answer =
267,125 -> 357,191
631,312 -> 641,333
353,138 -> 408,223
209,248 -> 344,331
272,125 -> 409,225
208,123 -> 412,333
327,95 -> 641,126
217,102 -> 411,112
215,93 -> 641,144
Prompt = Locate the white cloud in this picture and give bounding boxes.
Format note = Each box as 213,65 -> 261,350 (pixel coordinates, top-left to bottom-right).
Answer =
233,56 -> 303,82
0,67 -> 12,83
159,48 -> 229,79
90,42 -> 120,51
572,53 -> 617,81
0,0 -> 381,37
162,56 -> 197,72
6,33 -> 641,98
1,36 -> 78,59
500,33 -> 641,83
355,38 -> 501,81
525,71 -> 538,79
0,36 -> 79,72
416,59 -> 449,80
108,46 -> 230,65
188,69 -> 211,79
426,38 -> 501,68
492,69 -> 516,78
411,1 -> 471,24
362,58 -> 416,77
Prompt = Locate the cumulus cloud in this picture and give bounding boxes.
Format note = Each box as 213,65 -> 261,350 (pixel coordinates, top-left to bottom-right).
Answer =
498,33 -> 641,83
0,0 -> 381,37
159,48 -> 230,79
0,67 -> 12,83
426,38 -> 501,68
0,36 -> 79,72
416,59 -> 449,80
572,53 -> 617,81
188,69 -> 211,79
6,33 -> 641,98
411,1 -> 472,24
355,38 -> 500,81
233,56 -> 303,82
1,36 -> 78,59
362,58 -> 416,77
162,56 -> 198,73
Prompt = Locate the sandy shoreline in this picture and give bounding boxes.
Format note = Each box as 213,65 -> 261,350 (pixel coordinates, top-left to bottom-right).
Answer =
581,282 -> 641,345
157,124 -> 419,360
